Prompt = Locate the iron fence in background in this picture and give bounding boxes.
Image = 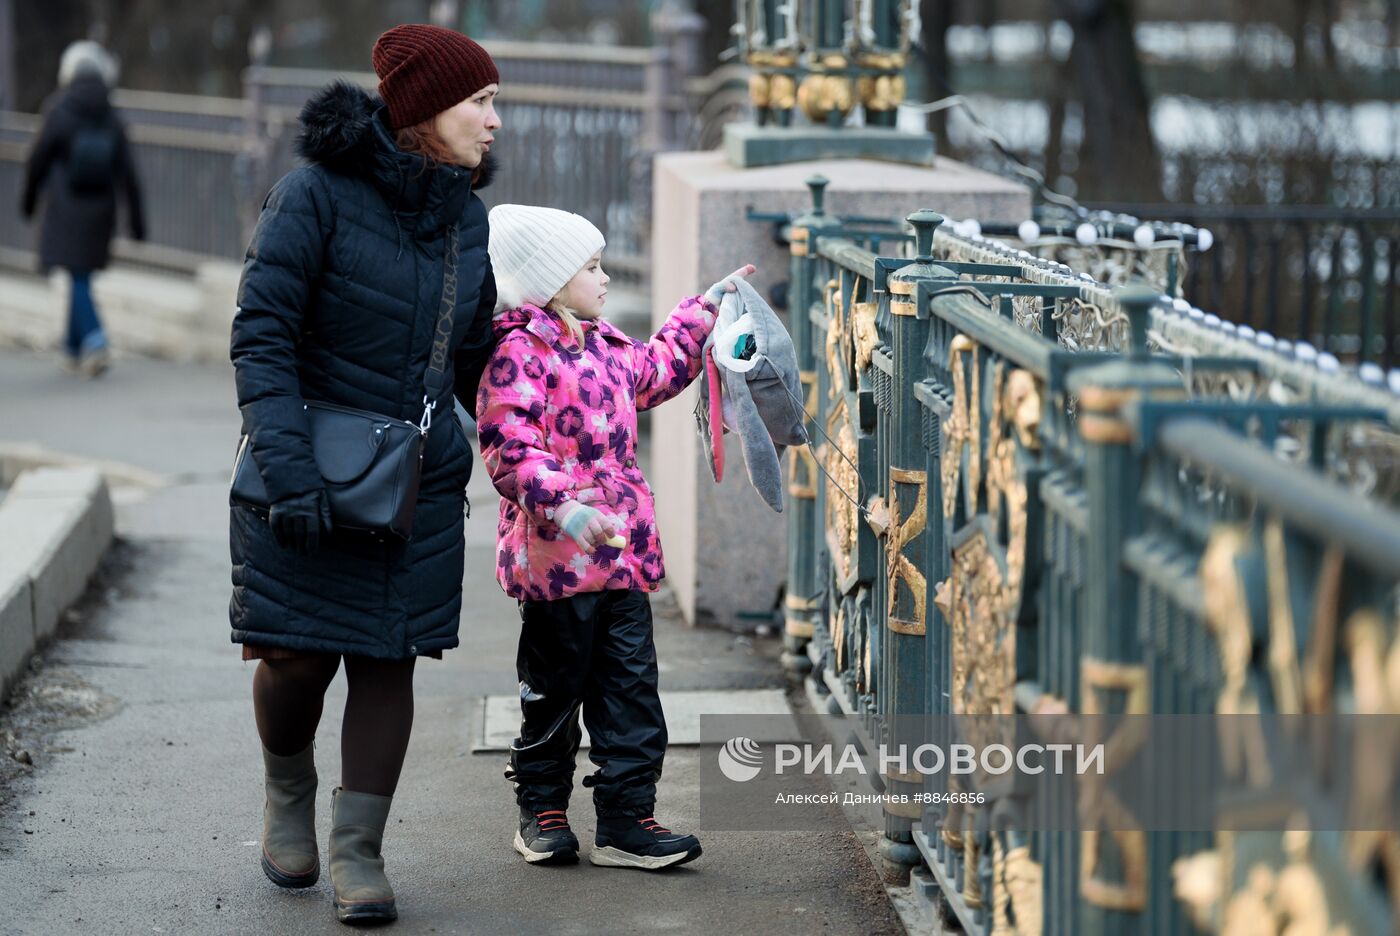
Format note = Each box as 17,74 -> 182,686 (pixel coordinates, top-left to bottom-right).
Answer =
0,92 -> 249,274
0,27 -> 747,284
778,178 -> 1400,935
1093,203 -> 1400,371
2,37 -> 1393,373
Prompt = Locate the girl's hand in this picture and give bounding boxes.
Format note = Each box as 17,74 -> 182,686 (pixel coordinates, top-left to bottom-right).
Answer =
555,500 -> 618,554
705,264 -> 757,306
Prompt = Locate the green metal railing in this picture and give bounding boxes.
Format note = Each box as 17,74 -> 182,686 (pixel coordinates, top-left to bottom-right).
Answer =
779,178 -> 1400,935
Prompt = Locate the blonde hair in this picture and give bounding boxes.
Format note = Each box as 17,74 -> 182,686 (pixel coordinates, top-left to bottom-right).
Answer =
544,297 -> 585,350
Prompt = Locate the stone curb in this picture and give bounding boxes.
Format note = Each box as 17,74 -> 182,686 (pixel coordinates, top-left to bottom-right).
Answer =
0,442 -> 169,490
0,467 -> 115,699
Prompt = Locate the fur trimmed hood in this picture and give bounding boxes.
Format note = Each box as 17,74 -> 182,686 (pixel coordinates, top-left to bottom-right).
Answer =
293,80 -> 495,190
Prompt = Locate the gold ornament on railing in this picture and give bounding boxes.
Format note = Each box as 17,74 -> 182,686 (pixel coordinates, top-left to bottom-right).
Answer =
1078,658 -> 1150,912
825,405 -> 859,585
885,467 -> 928,635
789,368 -> 819,501
824,277 -> 846,398
747,71 -> 771,109
797,55 -> 855,123
746,50 -> 798,112
1200,525 -> 1274,788
942,335 -> 982,520
852,295 -> 880,374
992,835 -> 1044,936
856,52 -> 906,113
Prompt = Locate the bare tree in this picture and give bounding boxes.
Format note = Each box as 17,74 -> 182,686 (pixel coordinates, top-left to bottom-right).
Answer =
918,0 -> 954,146
1054,0 -> 1161,201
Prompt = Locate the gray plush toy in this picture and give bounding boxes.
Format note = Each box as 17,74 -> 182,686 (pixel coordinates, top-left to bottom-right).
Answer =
695,277 -> 809,512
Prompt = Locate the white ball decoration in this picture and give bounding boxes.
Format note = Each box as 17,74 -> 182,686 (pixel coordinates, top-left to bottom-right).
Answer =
1133,225 -> 1155,248
1075,222 -> 1097,246
1196,228 -> 1214,251
1017,220 -> 1041,243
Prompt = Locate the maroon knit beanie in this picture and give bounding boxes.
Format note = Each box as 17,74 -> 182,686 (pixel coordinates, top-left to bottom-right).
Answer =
372,24 -> 500,130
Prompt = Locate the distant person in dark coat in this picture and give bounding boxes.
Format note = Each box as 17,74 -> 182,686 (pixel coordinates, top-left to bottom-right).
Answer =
19,40 -> 145,377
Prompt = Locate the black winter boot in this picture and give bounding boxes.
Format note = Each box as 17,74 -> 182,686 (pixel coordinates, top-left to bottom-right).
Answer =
590,814 -> 701,870
513,805 -> 580,865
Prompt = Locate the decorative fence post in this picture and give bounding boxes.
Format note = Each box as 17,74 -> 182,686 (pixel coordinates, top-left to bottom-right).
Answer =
1066,285 -> 1183,936
784,175 -> 840,677
876,210 -> 948,883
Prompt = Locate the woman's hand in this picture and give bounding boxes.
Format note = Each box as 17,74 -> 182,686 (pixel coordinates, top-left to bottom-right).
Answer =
705,264 -> 757,306
555,499 -> 618,554
268,489 -> 333,555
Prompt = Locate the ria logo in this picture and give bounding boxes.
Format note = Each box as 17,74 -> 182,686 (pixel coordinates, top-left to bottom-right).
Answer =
717,737 -> 763,782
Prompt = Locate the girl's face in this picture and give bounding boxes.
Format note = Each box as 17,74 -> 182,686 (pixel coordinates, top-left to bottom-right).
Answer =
556,251 -> 609,320
432,84 -> 501,168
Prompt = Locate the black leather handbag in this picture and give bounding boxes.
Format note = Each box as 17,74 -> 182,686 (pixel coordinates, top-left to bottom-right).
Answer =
230,226 -> 462,541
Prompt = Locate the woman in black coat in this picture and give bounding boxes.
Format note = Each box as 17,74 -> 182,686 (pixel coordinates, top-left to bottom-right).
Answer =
229,25 -> 499,924
19,41 -> 145,377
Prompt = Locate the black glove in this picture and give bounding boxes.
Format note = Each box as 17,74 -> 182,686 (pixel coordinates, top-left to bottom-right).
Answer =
268,489 -> 333,556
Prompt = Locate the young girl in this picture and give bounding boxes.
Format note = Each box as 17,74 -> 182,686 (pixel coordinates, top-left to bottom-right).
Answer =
477,203 -> 753,870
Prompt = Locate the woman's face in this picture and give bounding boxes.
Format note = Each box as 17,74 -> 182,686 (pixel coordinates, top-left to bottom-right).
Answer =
433,83 -> 500,168
556,251 -> 609,320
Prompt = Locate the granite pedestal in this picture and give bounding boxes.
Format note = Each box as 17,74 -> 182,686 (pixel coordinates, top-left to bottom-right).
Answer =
650,151 -> 1029,628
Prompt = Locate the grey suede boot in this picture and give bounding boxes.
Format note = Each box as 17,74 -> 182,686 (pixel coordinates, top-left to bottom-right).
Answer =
260,744 -> 320,888
329,787 -> 397,925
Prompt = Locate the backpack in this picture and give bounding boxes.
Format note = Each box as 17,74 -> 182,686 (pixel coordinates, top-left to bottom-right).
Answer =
66,119 -> 119,195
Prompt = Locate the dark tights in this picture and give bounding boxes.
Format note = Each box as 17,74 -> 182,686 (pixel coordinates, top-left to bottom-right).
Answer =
253,654 -> 417,796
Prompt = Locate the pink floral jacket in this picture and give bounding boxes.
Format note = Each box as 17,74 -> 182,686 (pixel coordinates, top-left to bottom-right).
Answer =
476,297 -> 717,601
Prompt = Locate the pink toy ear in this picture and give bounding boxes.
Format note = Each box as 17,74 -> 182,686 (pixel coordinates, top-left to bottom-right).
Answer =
705,350 -> 725,482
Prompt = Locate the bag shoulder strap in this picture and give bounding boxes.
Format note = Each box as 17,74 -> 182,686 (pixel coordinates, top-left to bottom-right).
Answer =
417,223 -> 460,433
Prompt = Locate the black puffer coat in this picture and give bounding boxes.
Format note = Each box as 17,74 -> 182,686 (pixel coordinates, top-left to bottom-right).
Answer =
19,73 -> 145,273
229,81 -> 496,659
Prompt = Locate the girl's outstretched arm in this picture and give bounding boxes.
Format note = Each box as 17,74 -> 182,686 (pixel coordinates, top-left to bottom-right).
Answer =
631,295 -> 718,411
632,262 -> 755,410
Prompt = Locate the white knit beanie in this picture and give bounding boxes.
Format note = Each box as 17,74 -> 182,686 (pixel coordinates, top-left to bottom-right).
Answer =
488,205 -> 606,313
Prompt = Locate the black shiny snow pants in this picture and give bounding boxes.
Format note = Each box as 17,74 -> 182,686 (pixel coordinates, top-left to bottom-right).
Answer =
506,590 -> 667,817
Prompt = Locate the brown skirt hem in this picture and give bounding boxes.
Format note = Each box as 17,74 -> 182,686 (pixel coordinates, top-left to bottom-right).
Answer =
241,645 -> 443,661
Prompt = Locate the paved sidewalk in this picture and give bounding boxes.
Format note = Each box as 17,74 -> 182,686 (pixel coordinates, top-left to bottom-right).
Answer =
0,349 -> 903,935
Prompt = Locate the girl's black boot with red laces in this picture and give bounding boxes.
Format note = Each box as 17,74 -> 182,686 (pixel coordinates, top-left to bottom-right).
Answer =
514,806 -> 580,865
589,815 -> 702,870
